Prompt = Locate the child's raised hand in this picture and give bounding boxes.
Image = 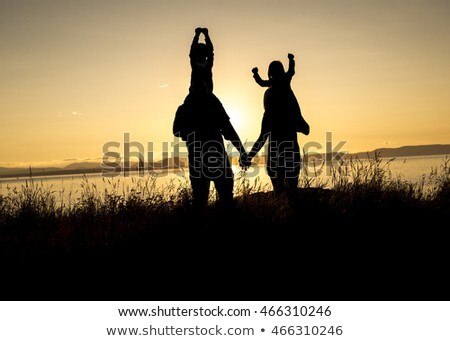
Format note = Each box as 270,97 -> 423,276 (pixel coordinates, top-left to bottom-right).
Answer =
252,67 -> 259,74
202,28 -> 209,35
195,27 -> 202,35
288,53 -> 294,60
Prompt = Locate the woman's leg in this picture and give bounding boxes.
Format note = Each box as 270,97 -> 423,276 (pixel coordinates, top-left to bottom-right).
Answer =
269,175 -> 285,194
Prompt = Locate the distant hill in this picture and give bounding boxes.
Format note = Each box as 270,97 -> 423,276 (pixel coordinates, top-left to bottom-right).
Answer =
350,144 -> 450,159
0,159 -> 188,179
0,162 -> 102,179
64,162 -> 101,170
149,157 -> 188,170
1,144 -> 448,179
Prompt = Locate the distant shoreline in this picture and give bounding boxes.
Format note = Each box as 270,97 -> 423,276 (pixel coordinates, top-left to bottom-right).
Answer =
1,144 -> 449,180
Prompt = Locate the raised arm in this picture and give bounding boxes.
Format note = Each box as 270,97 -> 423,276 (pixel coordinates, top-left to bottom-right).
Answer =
202,28 -> 214,52
202,28 -> 214,67
287,53 -> 295,77
252,67 -> 271,87
189,28 -> 202,56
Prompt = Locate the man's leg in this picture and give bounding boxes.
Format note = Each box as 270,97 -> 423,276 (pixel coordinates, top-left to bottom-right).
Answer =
188,145 -> 210,207
213,152 -> 234,208
286,176 -> 299,192
213,174 -> 234,208
190,176 -> 210,207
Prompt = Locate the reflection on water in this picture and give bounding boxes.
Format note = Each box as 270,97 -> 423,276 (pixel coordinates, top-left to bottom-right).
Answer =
0,155 -> 447,199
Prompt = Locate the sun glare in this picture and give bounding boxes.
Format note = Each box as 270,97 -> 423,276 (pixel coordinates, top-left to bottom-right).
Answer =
225,105 -> 247,134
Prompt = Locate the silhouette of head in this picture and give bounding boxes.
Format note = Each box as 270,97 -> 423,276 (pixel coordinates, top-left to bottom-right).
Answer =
268,61 -> 285,80
192,43 -> 210,66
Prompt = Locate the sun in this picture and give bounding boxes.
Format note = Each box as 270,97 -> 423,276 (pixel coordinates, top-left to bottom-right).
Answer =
226,105 -> 246,132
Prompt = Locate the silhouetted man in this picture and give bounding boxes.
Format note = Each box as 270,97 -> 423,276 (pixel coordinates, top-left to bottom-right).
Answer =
174,28 -> 246,207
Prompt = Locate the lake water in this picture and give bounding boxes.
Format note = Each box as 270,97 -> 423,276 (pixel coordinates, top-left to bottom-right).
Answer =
0,155 -> 447,200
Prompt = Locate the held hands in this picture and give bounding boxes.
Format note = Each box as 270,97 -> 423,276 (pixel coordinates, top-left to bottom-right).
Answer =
252,67 -> 259,74
195,27 -> 209,36
239,152 -> 253,170
288,53 -> 294,60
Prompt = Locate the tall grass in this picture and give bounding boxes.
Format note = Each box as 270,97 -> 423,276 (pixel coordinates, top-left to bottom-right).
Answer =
0,156 -> 448,256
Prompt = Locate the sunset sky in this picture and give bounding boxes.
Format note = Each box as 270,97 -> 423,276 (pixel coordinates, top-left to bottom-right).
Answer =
1,0 -> 449,166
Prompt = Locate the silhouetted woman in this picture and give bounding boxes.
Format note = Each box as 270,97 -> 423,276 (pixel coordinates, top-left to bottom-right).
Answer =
241,53 -> 309,194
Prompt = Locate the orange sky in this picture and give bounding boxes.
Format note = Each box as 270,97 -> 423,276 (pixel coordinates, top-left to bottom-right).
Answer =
1,0 -> 449,166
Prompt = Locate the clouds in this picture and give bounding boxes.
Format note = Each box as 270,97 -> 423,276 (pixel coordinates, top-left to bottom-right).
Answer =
57,111 -> 83,117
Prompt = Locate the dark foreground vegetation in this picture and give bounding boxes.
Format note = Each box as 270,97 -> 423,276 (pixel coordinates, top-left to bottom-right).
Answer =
0,157 -> 448,300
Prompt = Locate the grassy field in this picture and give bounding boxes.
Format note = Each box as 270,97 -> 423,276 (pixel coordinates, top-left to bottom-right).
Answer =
0,156 -> 448,300
1,156 -> 448,251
